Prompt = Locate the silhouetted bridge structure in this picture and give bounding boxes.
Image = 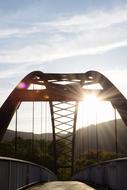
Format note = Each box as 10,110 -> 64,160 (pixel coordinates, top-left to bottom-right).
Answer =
0,71 -> 127,189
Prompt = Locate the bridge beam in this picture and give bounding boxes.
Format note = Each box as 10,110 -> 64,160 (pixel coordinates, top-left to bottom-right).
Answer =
14,89 -> 105,101
1,70 -> 127,177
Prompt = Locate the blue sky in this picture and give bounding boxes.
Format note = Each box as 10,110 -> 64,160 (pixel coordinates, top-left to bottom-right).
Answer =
1,1 -> 127,117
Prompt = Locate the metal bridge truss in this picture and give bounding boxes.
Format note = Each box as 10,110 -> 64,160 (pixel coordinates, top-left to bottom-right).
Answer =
50,101 -> 78,175
1,71 -> 127,175
44,74 -> 83,175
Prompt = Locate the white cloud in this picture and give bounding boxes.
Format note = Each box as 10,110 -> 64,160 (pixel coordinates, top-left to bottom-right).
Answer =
0,68 -> 21,79
0,39 -> 127,64
0,27 -> 39,38
0,6 -> 127,63
2,6 -> 127,37
46,6 -> 127,32
56,8 -> 127,31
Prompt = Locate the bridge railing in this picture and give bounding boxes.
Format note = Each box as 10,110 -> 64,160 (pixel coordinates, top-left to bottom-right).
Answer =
72,157 -> 127,190
0,156 -> 57,190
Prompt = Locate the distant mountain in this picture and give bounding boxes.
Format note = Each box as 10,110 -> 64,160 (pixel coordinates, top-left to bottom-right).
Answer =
2,129 -> 66,142
75,119 -> 127,156
3,119 -> 127,155
2,130 -> 53,141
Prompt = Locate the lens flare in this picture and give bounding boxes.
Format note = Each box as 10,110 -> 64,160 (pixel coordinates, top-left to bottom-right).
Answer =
18,82 -> 27,89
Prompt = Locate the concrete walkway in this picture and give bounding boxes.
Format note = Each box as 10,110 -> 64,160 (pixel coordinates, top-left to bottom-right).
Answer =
27,181 -> 95,190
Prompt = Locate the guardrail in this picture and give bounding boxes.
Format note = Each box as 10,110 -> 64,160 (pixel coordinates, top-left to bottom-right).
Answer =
72,157 -> 127,190
0,157 -> 57,190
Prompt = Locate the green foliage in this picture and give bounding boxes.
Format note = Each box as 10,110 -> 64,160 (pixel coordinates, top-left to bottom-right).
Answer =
0,138 -> 120,180
0,137 -> 70,179
0,141 -> 15,157
0,137 -> 55,171
74,152 -> 97,172
99,151 -> 117,161
55,140 -> 73,180
57,168 -> 71,181
74,150 -> 118,172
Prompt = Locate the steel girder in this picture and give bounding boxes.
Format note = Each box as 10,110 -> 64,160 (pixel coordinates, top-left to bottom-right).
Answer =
0,71 -> 127,175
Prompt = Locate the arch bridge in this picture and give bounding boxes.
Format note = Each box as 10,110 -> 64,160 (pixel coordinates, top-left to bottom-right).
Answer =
0,70 -> 127,189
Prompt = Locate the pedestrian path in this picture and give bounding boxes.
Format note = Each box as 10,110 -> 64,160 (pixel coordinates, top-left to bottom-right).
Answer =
27,181 -> 95,190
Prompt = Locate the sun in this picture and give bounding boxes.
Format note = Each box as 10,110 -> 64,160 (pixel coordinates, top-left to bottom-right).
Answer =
77,93 -> 117,129
83,94 -> 100,107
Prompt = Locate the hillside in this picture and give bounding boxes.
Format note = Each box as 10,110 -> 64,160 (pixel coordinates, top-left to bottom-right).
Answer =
75,119 -> 127,155
2,130 -> 53,141
3,119 -> 127,155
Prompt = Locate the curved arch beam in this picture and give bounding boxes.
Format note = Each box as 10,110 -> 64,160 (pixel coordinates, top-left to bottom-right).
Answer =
0,70 -> 127,141
0,71 -> 45,140
85,70 -> 127,126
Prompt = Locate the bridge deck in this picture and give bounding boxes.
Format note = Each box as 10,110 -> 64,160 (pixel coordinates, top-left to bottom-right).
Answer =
27,181 -> 95,190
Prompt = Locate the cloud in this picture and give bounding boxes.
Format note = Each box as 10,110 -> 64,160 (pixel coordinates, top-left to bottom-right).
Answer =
0,63 -> 31,82
1,6 -> 127,37
0,27 -> 39,38
0,6 -> 127,63
0,39 -> 127,64
40,6 -> 127,32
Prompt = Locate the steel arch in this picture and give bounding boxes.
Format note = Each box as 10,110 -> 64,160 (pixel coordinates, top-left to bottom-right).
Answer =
85,70 -> 127,125
0,70 -> 127,175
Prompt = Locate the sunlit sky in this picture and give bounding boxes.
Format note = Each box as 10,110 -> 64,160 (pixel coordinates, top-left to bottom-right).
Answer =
0,0 -> 127,133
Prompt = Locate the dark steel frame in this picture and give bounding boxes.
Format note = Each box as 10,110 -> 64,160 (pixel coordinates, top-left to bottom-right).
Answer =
0,70 -> 127,175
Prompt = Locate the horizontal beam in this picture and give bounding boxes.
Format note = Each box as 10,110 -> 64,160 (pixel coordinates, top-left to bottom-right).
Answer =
14,89 -> 116,101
